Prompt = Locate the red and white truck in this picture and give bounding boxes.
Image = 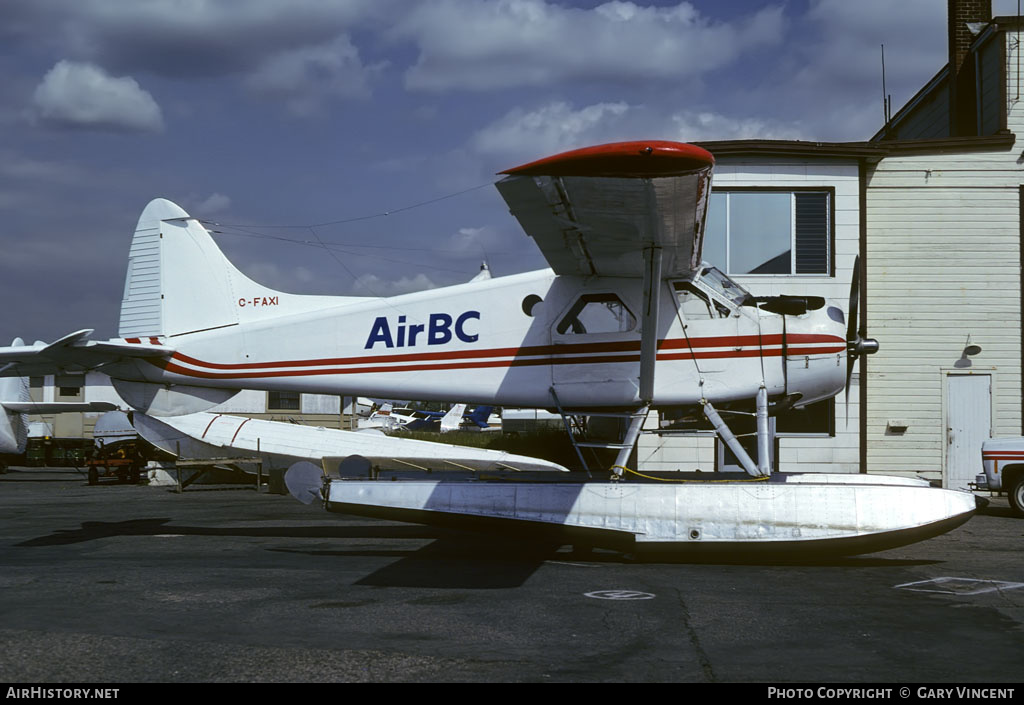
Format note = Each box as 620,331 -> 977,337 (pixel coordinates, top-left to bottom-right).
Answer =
979,438 -> 1024,517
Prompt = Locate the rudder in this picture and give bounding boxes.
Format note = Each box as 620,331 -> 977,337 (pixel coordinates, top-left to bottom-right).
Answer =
119,198 -> 350,340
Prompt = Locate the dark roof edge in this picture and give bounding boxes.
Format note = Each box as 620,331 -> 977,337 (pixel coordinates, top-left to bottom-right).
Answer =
869,64 -> 949,142
872,17 -> 1018,141
880,132 -> 1015,154
696,133 -> 1015,160
694,140 -> 884,159
992,15 -> 1024,29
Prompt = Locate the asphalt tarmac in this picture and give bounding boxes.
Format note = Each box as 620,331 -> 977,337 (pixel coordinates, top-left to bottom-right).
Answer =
1,467 -> 1022,684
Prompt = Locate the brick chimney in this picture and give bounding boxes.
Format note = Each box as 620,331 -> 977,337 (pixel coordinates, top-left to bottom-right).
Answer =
948,0 -> 992,135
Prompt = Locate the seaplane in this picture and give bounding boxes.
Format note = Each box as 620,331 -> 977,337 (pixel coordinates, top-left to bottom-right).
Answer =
0,140 -> 978,555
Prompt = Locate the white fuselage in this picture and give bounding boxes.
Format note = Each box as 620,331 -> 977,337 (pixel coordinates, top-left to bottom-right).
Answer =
109,267 -> 847,411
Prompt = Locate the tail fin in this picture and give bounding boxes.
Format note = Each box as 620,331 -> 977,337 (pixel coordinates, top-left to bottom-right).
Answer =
467,405 -> 493,429
119,199 -> 356,339
439,403 -> 467,433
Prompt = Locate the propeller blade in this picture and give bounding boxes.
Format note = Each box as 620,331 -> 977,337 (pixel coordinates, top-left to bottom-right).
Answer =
845,255 -> 861,427
847,255 -> 860,349
844,254 -> 879,426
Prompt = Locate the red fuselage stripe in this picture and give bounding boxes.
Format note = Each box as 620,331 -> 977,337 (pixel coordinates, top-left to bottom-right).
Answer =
167,334 -> 844,374
158,339 -> 845,380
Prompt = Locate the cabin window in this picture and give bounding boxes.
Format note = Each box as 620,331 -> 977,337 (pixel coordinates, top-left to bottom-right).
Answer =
704,190 -> 832,275
557,294 -> 636,335
268,391 -> 301,411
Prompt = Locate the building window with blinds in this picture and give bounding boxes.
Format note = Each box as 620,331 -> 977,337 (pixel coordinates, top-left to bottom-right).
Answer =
268,391 -> 301,411
703,189 -> 832,276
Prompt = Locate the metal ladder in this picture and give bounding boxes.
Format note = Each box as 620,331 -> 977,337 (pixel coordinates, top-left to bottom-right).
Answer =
549,387 -> 649,478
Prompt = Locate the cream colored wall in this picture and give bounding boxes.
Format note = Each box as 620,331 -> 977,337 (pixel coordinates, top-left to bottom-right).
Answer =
637,157 -> 863,473
864,29 -> 1024,480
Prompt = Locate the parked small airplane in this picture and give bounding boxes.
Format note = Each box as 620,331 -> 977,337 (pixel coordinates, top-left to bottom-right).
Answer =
358,402 -> 487,433
0,140 -> 977,555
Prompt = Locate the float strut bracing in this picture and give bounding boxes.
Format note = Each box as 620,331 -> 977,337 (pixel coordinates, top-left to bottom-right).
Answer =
702,395 -> 771,478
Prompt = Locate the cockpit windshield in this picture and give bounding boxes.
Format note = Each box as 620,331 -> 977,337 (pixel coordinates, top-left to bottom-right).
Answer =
697,266 -> 750,307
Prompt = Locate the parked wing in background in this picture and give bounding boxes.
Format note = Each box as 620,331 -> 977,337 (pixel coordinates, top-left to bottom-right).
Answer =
133,411 -> 568,474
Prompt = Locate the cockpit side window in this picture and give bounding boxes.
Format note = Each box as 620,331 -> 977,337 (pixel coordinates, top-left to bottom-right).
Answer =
672,282 -> 729,319
697,266 -> 749,307
557,293 -> 636,335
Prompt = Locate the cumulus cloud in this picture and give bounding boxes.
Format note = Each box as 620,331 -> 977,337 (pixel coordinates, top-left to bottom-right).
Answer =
351,272 -> 438,297
5,1 -> 388,116
670,110 -> 805,142
449,225 -> 501,253
244,35 -> 384,116
471,100 -> 807,160
30,60 -> 163,133
394,0 -> 785,91
17,0 -> 384,78
473,101 -> 631,157
195,193 -> 232,215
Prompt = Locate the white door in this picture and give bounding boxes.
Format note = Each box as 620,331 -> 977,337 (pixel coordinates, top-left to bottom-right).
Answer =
946,373 -> 992,490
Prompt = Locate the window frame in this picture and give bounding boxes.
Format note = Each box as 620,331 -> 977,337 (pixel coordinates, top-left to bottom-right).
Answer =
267,390 -> 302,412
554,292 -> 637,336
775,398 -> 836,438
706,186 -> 836,277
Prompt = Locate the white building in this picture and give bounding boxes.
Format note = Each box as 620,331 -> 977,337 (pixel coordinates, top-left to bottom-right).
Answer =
640,2 -> 1024,489
27,371 -> 346,439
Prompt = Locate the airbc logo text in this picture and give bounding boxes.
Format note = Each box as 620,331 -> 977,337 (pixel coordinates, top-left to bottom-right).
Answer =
364,312 -> 480,350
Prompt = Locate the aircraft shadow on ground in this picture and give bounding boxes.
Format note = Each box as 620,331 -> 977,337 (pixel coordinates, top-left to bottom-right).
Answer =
14,518 -> 445,547
14,517 -> 940,590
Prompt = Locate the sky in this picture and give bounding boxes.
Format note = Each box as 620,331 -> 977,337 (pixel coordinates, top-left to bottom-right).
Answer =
1,0 -> 1020,342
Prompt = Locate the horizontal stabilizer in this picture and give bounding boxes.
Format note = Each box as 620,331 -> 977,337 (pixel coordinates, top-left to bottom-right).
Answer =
0,330 -> 169,378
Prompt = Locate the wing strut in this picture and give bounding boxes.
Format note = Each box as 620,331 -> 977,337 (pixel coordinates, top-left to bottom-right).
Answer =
607,246 -> 661,479
639,246 -> 662,403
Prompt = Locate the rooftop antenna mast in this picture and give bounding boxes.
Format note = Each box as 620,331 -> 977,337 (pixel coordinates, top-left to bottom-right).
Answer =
881,44 -> 891,131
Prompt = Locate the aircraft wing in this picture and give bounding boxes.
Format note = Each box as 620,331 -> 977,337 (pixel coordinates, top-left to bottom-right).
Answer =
495,141 -> 714,278
134,412 -> 570,473
2,401 -> 118,413
0,330 -> 170,377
